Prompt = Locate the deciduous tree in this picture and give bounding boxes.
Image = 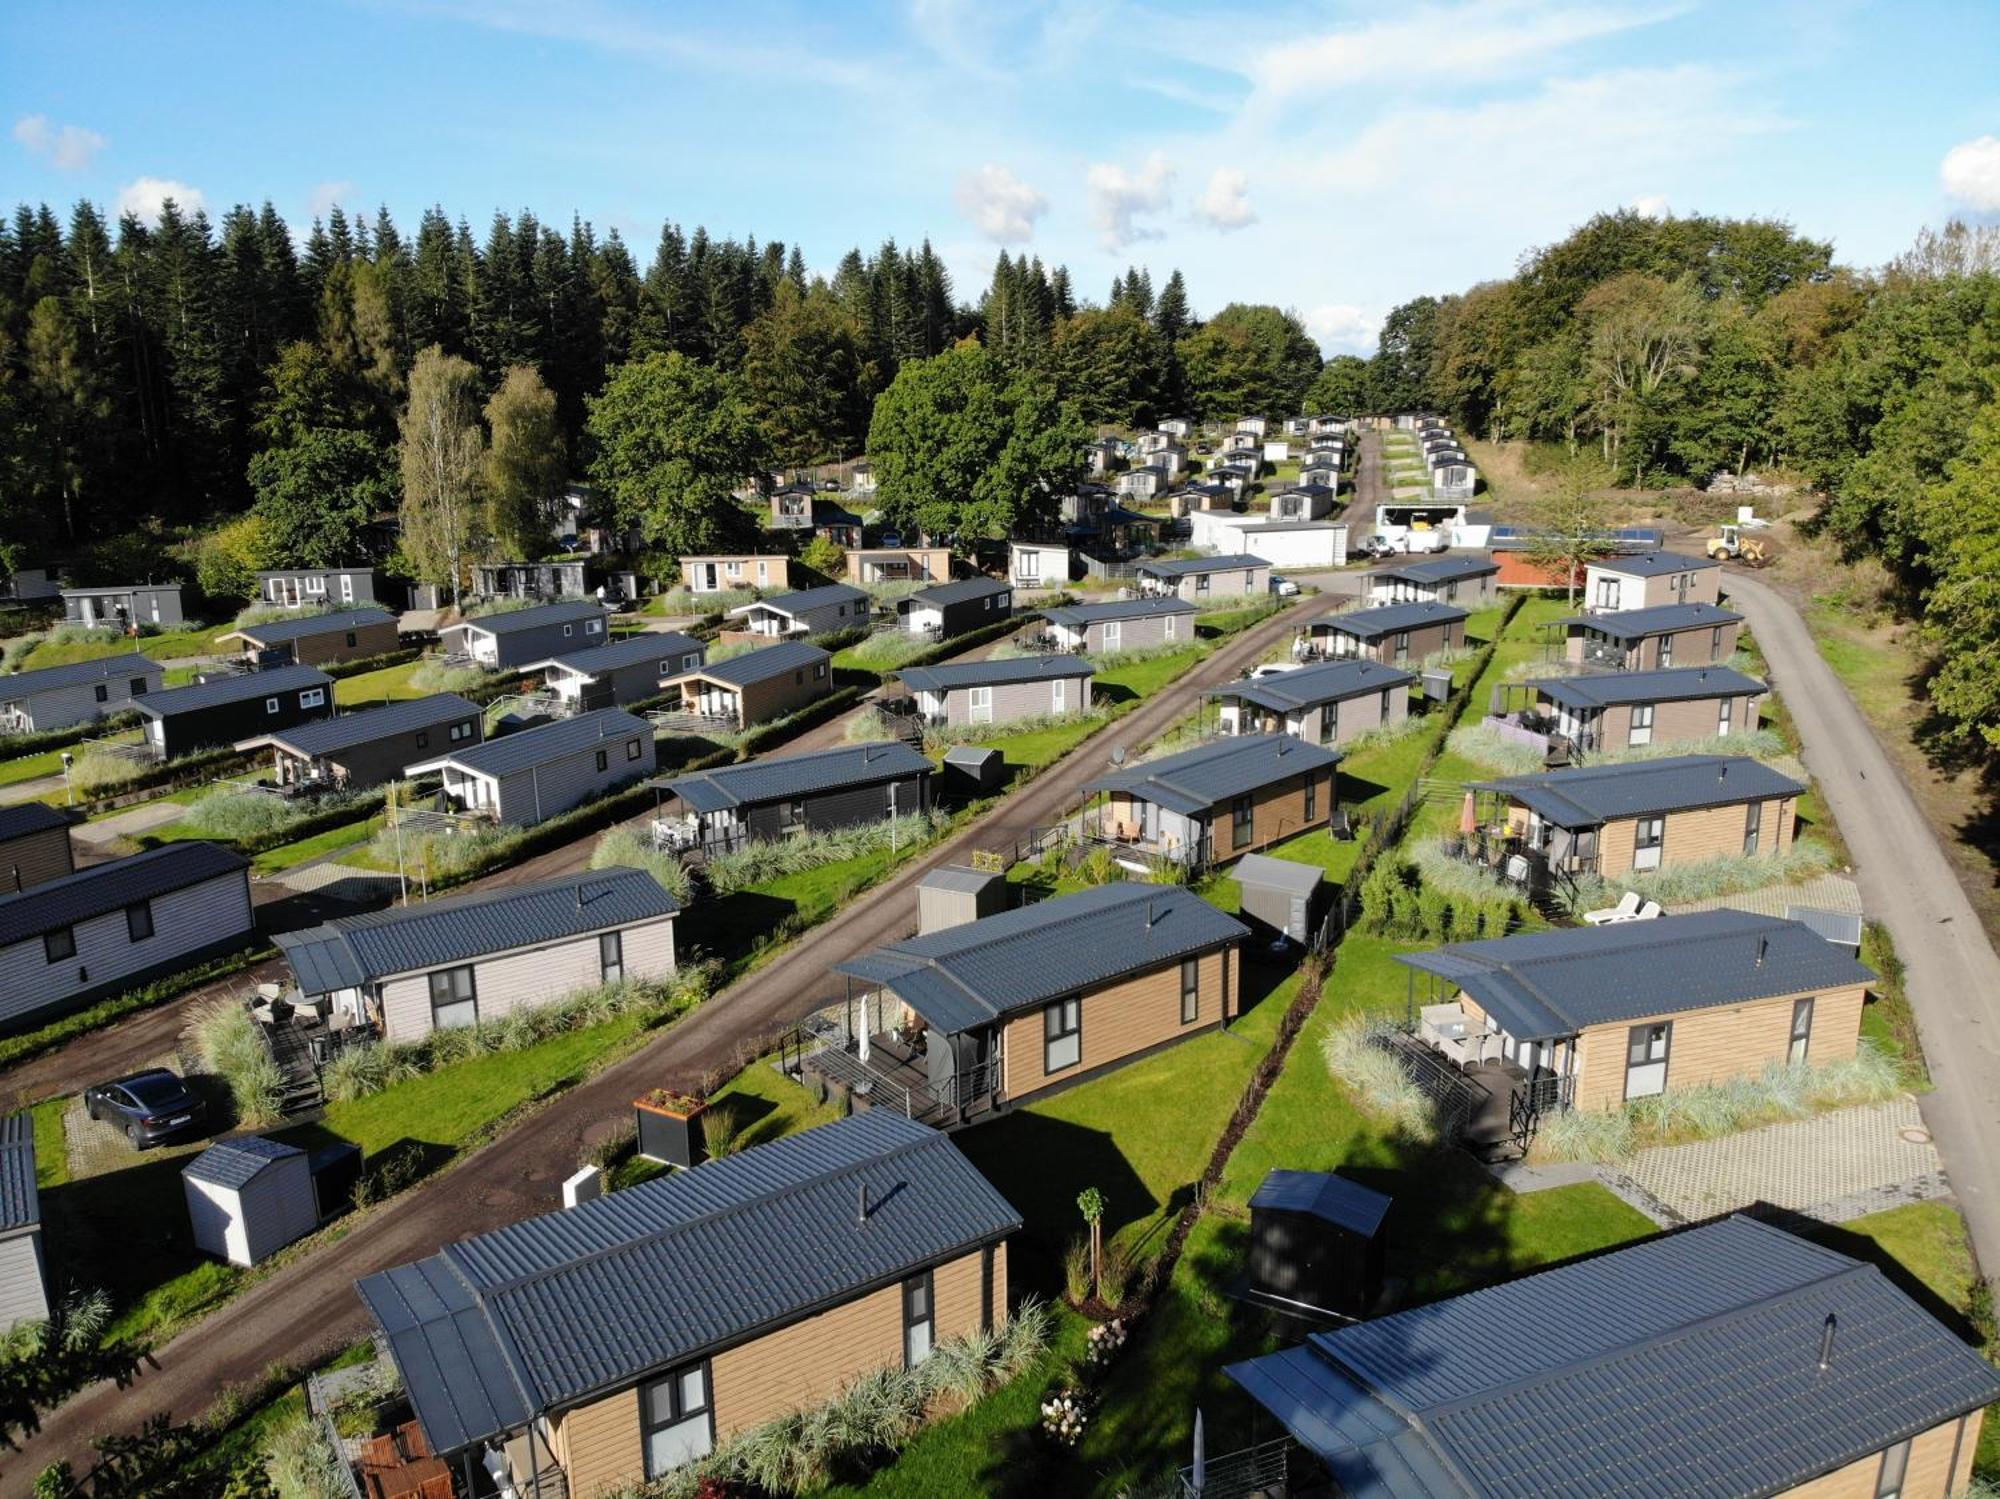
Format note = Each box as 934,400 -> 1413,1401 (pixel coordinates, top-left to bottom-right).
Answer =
483,365 -> 567,559
398,345 -> 486,610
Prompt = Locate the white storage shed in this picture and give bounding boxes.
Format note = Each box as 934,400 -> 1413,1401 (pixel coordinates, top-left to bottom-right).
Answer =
183,1135 -> 320,1267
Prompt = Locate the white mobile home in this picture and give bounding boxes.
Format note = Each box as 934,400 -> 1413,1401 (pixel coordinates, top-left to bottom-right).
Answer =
440,601 -> 611,670
405,708 -> 655,825
0,654 -> 163,735
727,583 -> 869,638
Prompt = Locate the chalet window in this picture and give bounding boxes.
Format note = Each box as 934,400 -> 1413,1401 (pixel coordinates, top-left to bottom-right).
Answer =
1633,815 -> 1665,871
1103,621 -> 1123,650
969,686 -> 993,724
306,576 -> 325,594
727,560 -> 743,576
562,623 -> 574,637
642,1361 -> 713,1476
1625,1022 -> 1671,1099
44,926 -> 76,963
903,1270 -> 935,1367
1195,572 -> 1211,594
1718,696 -> 1734,735
1446,580 -> 1459,602
1044,996 -> 1082,1074
1658,635 -> 1675,669
1243,570 -> 1254,591
428,965 -> 477,1030
449,721 -> 473,742
1711,625 -> 1725,657
1789,996 -> 1814,1066
683,653 -> 700,671
595,749 -> 609,772
814,663 -> 827,679
1181,958 -> 1200,1024
587,619 -> 603,634
1321,701 -> 1338,744
130,678 -> 148,696
299,689 -> 326,709
795,670 -> 804,685
1393,631 -> 1411,663
1232,793 -> 1254,849
265,697 -> 280,714
1379,687 -> 1392,719
345,632 -> 357,648
1304,772 -> 1318,823
1875,1438 -> 1910,1499
600,930 -> 624,984
1744,800 -> 1763,856
415,732 -> 429,749
126,902 -> 154,943
94,684 -> 109,703
340,575 -> 354,603
626,737 -> 643,762
1629,704 -> 1655,746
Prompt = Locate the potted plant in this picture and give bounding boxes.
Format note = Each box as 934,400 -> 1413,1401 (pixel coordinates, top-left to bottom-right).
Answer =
634,1088 -> 709,1167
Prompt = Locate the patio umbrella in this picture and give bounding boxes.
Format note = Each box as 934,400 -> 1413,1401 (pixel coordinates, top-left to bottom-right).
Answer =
1191,1406 -> 1206,1495
1459,790 -> 1478,837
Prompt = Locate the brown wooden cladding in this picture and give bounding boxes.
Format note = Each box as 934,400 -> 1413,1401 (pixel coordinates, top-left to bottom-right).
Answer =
1783,1412 -> 1981,1498
1568,620 -> 1741,670
0,822 -> 73,890
552,1386 -> 641,1499
263,618 -> 399,666
672,659 -> 831,728
1589,691 -> 1764,749
1321,618 -> 1457,665
1594,795 -> 1796,875
1000,945 -> 1239,1101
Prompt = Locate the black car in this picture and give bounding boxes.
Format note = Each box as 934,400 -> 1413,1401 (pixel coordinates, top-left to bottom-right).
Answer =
84,1068 -> 206,1148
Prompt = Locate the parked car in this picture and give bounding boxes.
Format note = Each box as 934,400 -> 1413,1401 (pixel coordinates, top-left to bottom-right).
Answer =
1270,574 -> 1301,597
1360,534 -> 1398,561
84,1068 -> 207,1148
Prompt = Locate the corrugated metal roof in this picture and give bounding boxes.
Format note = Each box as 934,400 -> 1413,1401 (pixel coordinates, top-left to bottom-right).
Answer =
1087,734 -> 1342,818
832,882 -> 1248,1035
1470,754 -> 1804,828
904,577 -> 1009,607
0,653 -> 159,698
530,632 -> 701,679
1532,666 -> 1766,711
919,864 -> 1001,896
1039,597 -> 1197,627
896,655 -> 1095,694
130,663 -> 333,718
657,741 -> 932,813
1135,553 -> 1270,577
942,745 -> 999,767
1209,660 -> 1413,714
1316,602 -> 1468,640
0,802 -> 70,842
242,694 -> 481,758
1371,556 -> 1499,585
1394,910 -> 1876,1040
0,1113 -> 38,1234
358,1112 -> 1020,1452
731,583 -> 868,620
277,867 -> 676,992
454,601 -> 609,637
226,608 -> 397,645
1594,548 -> 1719,577
0,842 -> 248,948
1229,1216 -> 2000,1499
1231,853 -> 1323,896
1249,1169 -> 1390,1236
407,708 -> 649,778
182,1134 -> 303,1189
1565,601 -> 1743,639
674,639 -> 829,687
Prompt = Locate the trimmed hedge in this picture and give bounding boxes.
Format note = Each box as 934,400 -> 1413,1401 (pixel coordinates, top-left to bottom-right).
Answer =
323,646 -> 422,681
71,743 -> 248,813
0,709 -> 143,758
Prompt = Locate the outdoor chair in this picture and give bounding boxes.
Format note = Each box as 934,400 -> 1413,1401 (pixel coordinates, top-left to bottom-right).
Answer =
1583,891 -> 1645,925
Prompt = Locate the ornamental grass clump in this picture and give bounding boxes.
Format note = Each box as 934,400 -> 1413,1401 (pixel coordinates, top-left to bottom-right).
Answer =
406,658 -> 492,695
588,824 -> 694,903
703,812 -> 937,894
264,1414 -> 352,1499
1321,1016 -> 1437,1142
188,997 -> 285,1126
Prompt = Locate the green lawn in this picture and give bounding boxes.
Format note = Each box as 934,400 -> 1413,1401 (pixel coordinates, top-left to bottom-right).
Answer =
1095,645 -> 1208,701
20,623 -> 232,668
333,658 -> 429,704
250,814 -> 383,874
31,1096 -> 68,1187
0,743 -> 69,788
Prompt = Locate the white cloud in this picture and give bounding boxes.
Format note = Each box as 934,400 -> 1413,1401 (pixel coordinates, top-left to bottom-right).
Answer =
116,177 -> 208,224
953,164 -> 1048,243
1087,151 -> 1174,251
1305,304 -> 1378,354
13,114 -> 106,170
1195,167 -> 1256,231
1941,136 -> 2000,212
310,180 -> 356,223
1631,193 -> 1671,218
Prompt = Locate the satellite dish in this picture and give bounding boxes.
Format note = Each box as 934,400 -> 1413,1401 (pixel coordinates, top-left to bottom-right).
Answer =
1110,746 -> 1127,766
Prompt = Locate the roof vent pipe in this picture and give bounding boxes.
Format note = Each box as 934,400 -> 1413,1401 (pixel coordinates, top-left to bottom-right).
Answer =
1818,1312 -> 1837,1372
858,1181 -> 870,1226
1756,935 -> 1768,969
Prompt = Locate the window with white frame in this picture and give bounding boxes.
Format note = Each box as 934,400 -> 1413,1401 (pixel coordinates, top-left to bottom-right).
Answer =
1658,634 -> 1675,668
299,688 -> 326,709
1744,799 -> 1763,856
968,685 -> 993,723
1628,703 -> 1654,746
265,697 -> 280,714
1718,696 -> 1734,735
600,930 -> 624,984
1788,996 -> 1813,1065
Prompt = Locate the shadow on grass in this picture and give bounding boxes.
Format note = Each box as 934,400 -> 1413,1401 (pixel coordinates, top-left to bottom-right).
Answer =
680,889 -> 801,962
1097,682 -> 1139,706
43,1147 -> 217,1314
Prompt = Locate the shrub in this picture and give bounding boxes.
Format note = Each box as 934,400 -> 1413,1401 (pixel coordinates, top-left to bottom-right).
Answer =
1448,721 -> 1792,777
1096,1242 -> 1134,1309
839,630 -> 933,670
1,632 -> 44,672
699,1100 -> 744,1159
182,785 -> 369,843
188,998 -> 285,1127
843,709 -> 896,743
703,812 -> 938,895
1322,1016 -> 1438,1142
1062,1236 -> 1093,1305
590,823 -> 694,904
362,820 -> 513,883
920,705 -> 1108,750
265,1414 -> 352,1499
1531,1107 -> 1637,1163
1560,837 -> 1837,913
407,658 -> 492,695
68,746 -> 152,795
1361,850 -> 1524,942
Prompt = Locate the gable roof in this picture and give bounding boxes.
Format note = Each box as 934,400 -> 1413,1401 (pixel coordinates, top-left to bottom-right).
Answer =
1209,660 -> 1413,714
1471,753 -> 1804,828
833,881 -> 1248,1034
62,582 -> 181,598
673,639 -> 829,688
1395,909 -> 1874,1041
1135,554 -> 1270,578
277,867 -> 677,993
731,583 -> 868,620
1249,1169 -> 1390,1237
357,1111 -> 1021,1454
903,577 -> 1009,608
183,1134 -> 304,1190
0,1113 -> 38,1236
0,653 -> 161,699
0,801 -> 70,843
1566,601 -> 1742,639
404,708 -> 649,779
1230,852 -> 1324,897
896,655 -> 1094,694
657,741 -> 932,815
222,608 -> 397,645
1314,601 -> 1468,640
528,632 -> 702,679
1592,548 -> 1719,577
1532,665 -> 1767,712
1040,596 -> 1197,627
1226,1215 -> 2000,1499
0,841 -> 248,948
453,601 -> 610,638
129,663 -> 333,718
237,694 -> 482,759
1086,733 -> 1342,818
1371,555 -> 1499,586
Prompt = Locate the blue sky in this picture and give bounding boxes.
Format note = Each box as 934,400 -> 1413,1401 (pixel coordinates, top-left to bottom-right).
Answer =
6,0 -> 1999,352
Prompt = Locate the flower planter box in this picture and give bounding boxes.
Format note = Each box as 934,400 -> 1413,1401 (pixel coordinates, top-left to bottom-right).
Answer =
634,1091 -> 708,1168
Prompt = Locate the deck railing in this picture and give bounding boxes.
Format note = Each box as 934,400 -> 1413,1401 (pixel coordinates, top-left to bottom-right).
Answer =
1179,1436 -> 1297,1498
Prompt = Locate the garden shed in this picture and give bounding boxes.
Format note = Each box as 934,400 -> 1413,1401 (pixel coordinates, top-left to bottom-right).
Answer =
917,864 -> 1009,934
1246,1168 -> 1391,1316
183,1135 -> 320,1267
942,745 -> 1003,797
1230,854 -> 1323,944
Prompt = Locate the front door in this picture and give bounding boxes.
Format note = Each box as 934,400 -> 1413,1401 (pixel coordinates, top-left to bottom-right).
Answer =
702,563 -> 719,590
1625,1022 -> 1671,1099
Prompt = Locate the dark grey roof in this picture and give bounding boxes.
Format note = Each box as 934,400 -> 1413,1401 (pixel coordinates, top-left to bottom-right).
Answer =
0,842 -> 248,948
241,694 -> 481,758
1593,548 -> 1719,577
277,867 -> 678,993
903,577 -> 1010,608
1249,1169 -> 1390,1236
62,582 -> 181,597
255,567 -> 376,579
226,608 -> 397,645
0,1114 -> 38,1235
896,655 -> 1095,694
1230,853 -> 1324,896
1395,910 -> 1875,1041
0,653 -> 160,699
358,1111 -> 1020,1453
738,583 -> 868,619
130,663 -> 333,718
1471,753 -> 1804,828
1533,666 -> 1766,711
405,708 -> 649,778
0,802 -> 70,842
919,864 -> 1000,895
657,741 -> 932,815
1209,660 -> 1413,714
1040,596 -> 1197,627
1315,602 -> 1468,640
182,1134 -> 304,1190
1227,1215 -> 2000,1499
454,601 -> 609,637
677,639 -> 829,687
1371,556 -> 1499,585
530,632 -> 702,678
834,882 -> 1248,1035
1135,554 -> 1270,577
1566,601 -> 1742,639
1087,734 -> 1342,818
